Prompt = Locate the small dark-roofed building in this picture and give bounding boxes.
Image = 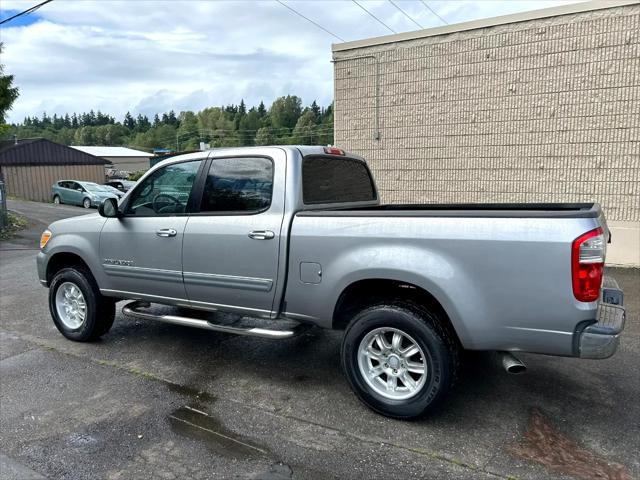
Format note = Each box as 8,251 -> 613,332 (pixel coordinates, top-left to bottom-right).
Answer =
0,138 -> 111,202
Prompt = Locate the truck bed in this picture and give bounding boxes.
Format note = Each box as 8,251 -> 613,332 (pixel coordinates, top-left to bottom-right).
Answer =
298,202 -> 601,218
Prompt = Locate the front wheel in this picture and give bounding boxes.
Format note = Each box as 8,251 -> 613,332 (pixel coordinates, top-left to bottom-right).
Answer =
49,266 -> 115,341
82,197 -> 92,209
341,301 -> 459,419
53,195 -> 61,204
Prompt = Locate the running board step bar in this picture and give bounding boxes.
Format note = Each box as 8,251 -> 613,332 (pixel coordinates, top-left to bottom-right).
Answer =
122,301 -> 310,339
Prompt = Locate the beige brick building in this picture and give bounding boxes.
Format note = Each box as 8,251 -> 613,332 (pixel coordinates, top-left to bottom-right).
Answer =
333,0 -> 639,266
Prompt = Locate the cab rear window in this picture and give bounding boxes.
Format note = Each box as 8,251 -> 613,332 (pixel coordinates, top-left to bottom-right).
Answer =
302,156 -> 376,205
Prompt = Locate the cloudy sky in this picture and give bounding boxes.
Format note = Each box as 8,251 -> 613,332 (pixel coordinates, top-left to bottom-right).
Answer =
1,0 -> 582,123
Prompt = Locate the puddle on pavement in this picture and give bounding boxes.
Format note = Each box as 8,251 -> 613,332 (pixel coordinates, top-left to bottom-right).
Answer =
256,462 -> 294,479
168,405 -> 269,459
166,382 -> 216,403
65,432 -> 100,454
509,408 -> 632,480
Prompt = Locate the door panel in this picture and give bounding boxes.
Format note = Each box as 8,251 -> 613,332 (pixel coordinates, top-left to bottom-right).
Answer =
100,216 -> 189,299
182,212 -> 282,315
60,183 -> 73,203
68,182 -> 83,205
99,159 -> 205,301
182,156 -> 285,316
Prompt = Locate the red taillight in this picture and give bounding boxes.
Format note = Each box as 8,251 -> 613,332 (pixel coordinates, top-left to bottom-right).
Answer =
571,227 -> 605,302
323,146 -> 345,155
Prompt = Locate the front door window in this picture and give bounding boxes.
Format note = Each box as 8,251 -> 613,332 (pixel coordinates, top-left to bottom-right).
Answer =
126,161 -> 202,216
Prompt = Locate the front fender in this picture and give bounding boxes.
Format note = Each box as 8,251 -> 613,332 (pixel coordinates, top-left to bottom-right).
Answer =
37,215 -> 107,287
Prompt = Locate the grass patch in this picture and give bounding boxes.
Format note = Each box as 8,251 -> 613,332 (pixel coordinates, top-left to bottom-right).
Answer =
0,212 -> 28,240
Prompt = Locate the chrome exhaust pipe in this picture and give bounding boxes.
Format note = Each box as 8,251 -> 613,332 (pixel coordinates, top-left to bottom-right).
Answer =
498,352 -> 526,374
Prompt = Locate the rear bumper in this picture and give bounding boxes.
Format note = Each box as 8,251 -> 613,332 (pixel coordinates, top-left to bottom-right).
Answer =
577,276 -> 625,359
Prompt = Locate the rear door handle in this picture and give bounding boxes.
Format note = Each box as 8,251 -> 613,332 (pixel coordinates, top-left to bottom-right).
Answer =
248,230 -> 275,240
156,228 -> 177,237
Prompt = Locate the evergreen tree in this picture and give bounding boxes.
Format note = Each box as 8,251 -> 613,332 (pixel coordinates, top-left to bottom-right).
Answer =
310,100 -> 321,120
7,98 -> 332,149
124,112 -> 135,130
167,110 -> 178,127
257,101 -> 266,117
0,43 -> 19,125
136,114 -> 150,132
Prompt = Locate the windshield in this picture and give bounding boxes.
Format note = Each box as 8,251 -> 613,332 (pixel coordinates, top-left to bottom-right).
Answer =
83,183 -> 110,193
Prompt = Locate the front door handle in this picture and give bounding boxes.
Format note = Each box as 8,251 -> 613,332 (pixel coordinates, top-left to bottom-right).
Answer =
156,228 -> 177,237
248,230 -> 275,240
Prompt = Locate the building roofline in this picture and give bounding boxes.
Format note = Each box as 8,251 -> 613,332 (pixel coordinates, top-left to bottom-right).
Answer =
332,0 -> 639,52
71,146 -> 152,157
0,138 -> 112,166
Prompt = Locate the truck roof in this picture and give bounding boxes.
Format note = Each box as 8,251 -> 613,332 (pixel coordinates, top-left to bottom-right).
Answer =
149,146 -> 364,171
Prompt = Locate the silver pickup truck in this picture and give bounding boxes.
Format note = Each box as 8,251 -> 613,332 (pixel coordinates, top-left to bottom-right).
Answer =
37,146 -> 626,418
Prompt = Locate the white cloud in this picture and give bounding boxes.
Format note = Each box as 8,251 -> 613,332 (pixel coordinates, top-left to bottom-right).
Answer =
1,0 -> 583,122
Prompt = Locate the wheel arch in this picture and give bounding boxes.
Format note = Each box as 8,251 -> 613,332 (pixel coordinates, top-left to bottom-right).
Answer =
46,251 -> 96,285
332,278 -> 463,348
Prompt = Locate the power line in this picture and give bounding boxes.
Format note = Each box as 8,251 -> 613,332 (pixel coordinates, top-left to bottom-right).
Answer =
419,0 -> 448,25
136,126 -> 336,146
0,0 -> 53,26
388,0 -> 423,29
275,0 -> 345,42
352,0 -> 397,34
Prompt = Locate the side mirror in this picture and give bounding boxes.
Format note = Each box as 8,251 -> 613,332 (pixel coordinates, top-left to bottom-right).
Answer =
99,198 -> 120,218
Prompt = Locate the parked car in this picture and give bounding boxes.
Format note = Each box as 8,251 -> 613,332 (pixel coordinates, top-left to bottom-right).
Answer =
101,185 -> 125,199
105,179 -> 136,192
51,180 -> 119,208
37,146 -> 625,418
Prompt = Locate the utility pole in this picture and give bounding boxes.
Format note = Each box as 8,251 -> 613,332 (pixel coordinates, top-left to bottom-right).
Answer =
176,131 -> 179,153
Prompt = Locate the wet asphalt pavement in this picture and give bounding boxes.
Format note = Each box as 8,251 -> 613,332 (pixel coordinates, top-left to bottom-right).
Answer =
1,199 -> 639,480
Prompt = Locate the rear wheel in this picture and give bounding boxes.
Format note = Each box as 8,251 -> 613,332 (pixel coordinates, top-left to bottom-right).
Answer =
53,195 -> 61,204
49,266 -> 115,341
341,301 -> 458,419
82,197 -> 92,209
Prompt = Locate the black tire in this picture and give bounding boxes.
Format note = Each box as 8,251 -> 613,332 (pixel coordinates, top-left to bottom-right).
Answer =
48,266 -> 115,341
82,197 -> 92,209
53,195 -> 62,204
341,301 -> 459,419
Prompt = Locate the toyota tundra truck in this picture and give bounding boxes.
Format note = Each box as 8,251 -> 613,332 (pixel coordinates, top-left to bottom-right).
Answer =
37,146 -> 626,418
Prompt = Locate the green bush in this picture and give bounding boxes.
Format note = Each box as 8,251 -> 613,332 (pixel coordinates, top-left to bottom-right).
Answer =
128,170 -> 145,181
0,212 -> 28,240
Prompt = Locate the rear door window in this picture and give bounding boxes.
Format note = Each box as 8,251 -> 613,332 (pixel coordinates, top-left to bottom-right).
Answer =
302,156 -> 376,204
199,157 -> 273,214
